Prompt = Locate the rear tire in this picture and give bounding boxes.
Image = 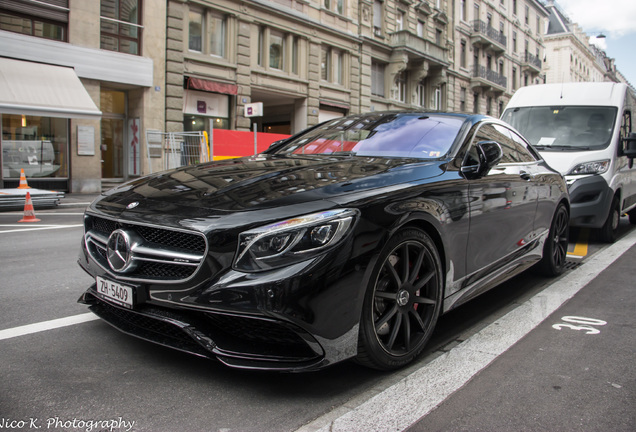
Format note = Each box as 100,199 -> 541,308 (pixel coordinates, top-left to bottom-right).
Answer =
599,196 -> 620,243
537,203 -> 569,277
356,228 -> 443,370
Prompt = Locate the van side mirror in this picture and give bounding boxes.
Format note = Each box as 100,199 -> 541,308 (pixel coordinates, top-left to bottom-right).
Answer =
461,141 -> 503,180
623,132 -> 636,168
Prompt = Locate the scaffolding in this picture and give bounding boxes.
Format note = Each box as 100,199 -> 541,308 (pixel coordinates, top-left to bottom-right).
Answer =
145,130 -> 209,174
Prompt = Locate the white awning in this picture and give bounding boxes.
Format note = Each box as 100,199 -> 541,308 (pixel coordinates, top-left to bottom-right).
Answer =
0,57 -> 101,119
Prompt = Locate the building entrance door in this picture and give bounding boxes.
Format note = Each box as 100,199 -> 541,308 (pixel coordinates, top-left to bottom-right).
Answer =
100,89 -> 126,179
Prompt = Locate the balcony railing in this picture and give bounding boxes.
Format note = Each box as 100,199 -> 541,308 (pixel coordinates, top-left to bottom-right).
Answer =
523,52 -> 542,71
471,20 -> 507,49
389,31 -> 448,64
472,65 -> 507,89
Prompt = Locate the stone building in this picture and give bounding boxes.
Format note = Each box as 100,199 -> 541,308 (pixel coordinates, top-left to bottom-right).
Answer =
448,0 -> 549,117
0,0 -> 166,192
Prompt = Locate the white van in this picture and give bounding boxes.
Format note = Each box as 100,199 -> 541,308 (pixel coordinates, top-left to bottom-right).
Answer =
502,82 -> 636,242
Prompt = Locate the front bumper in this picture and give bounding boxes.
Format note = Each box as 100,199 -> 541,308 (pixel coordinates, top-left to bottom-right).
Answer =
79,288 -> 338,372
566,175 -> 613,229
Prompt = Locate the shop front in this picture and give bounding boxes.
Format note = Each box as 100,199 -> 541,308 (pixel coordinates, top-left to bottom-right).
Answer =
0,58 -> 101,190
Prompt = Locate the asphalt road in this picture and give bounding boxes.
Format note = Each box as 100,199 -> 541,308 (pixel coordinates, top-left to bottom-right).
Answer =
0,203 -> 634,432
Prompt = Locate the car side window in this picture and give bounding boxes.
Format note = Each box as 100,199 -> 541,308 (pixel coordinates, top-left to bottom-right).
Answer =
471,124 -> 517,164
508,129 -> 539,162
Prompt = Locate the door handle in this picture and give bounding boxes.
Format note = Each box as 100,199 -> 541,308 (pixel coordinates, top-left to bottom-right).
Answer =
520,171 -> 534,181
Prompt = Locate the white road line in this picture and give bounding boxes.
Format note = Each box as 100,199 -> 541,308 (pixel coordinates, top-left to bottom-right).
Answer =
295,228 -> 636,432
0,224 -> 83,233
0,313 -> 99,341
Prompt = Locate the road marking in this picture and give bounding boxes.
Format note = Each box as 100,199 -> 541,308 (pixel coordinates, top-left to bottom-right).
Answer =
567,228 -> 589,258
295,228 -> 636,432
0,313 -> 99,341
0,224 -> 83,233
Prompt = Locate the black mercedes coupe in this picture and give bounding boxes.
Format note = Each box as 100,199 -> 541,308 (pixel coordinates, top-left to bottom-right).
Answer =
78,111 -> 569,372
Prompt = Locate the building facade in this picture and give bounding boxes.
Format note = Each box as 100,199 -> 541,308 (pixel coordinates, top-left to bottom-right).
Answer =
0,0 -> 629,192
0,0 -> 166,192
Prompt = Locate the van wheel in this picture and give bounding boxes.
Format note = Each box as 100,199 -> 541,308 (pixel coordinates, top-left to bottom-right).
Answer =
599,196 -> 620,243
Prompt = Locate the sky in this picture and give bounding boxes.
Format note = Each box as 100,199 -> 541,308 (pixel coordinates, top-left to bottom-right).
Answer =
555,0 -> 636,86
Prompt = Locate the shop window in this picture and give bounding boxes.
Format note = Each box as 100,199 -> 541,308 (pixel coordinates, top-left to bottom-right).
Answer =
100,0 -> 142,55
0,0 -> 68,42
1,115 -> 69,180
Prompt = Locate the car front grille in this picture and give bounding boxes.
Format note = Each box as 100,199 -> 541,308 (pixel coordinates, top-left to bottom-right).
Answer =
84,214 -> 207,283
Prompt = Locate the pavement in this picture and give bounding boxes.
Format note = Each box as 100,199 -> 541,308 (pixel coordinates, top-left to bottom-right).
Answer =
297,228 -> 636,432
0,190 -> 100,211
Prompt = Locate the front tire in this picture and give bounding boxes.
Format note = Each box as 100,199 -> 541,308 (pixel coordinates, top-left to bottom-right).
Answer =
599,196 -> 620,243
537,203 -> 569,277
356,228 -> 443,370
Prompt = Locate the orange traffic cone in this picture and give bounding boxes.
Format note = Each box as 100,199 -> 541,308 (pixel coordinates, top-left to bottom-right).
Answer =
17,169 -> 31,189
18,192 -> 40,223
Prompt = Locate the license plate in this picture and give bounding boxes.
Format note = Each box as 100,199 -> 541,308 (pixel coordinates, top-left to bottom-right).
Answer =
95,276 -> 134,309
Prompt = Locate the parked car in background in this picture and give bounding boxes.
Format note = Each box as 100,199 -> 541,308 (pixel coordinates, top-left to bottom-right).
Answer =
78,111 -> 569,372
502,82 -> 636,242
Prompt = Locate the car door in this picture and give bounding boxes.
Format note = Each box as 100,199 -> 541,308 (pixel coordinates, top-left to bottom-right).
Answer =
464,122 -> 539,281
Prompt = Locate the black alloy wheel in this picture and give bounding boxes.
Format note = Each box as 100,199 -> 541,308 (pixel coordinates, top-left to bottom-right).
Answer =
356,228 -> 443,370
537,203 -> 569,277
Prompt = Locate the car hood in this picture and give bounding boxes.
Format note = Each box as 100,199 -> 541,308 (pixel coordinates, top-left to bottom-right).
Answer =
93,154 -> 446,220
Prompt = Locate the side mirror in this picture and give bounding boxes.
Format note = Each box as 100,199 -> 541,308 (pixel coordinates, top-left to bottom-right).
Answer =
623,132 -> 636,168
461,141 -> 503,180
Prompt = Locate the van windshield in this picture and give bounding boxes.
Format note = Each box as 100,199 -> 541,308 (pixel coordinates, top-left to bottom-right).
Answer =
501,106 -> 617,151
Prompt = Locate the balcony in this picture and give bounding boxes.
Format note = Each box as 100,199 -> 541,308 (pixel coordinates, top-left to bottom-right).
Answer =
470,20 -> 507,53
470,65 -> 507,93
522,52 -> 542,74
389,30 -> 449,66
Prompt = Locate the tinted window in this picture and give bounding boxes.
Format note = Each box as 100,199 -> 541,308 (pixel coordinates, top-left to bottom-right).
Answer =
273,114 -> 465,159
470,123 -> 517,164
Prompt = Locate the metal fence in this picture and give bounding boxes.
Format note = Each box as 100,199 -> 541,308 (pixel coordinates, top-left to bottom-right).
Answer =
145,131 -> 209,174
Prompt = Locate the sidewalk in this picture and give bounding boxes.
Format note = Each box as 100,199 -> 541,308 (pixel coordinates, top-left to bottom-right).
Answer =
56,193 -> 100,210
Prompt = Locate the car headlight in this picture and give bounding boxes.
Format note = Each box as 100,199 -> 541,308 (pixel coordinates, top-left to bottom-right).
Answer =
234,209 -> 358,272
568,160 -> 610,175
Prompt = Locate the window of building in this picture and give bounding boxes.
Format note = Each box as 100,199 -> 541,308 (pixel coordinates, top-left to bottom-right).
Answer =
460,87 -> 466,112
396,73 -> 407,103
460,0 -> 466,21
473,92 -> 479,113
434,87 -> 442,110
397,10 -> 404,31
512,0 -> 517,15
321,46 -> 345,84
435,28 -> 442,45
373,0 -> 383,35
0,0 -> 68,42
512,31 -> 517,52
536,16 -> 541,35
269,30 -> 284,70
100,0 -> 142,55
371,61 -> 385,97
417,20 -> 425,37
525,5 -> 529,25
324,0 -> 344,14
321,46 -> 331,81
188,8 -> 226,58
460,40 -> 467,68
512,66 -> 517,89
416,83 -> 426,107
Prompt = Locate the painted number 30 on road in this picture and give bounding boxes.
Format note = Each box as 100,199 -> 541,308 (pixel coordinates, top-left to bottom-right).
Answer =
552,316 -> 607,334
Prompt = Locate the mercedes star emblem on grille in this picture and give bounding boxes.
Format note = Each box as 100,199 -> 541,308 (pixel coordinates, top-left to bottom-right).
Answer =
107,229 -> 134,273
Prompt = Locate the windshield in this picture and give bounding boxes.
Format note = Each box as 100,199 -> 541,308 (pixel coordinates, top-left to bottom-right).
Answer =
271,113 -> 465,159
501,106 -> 618,151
